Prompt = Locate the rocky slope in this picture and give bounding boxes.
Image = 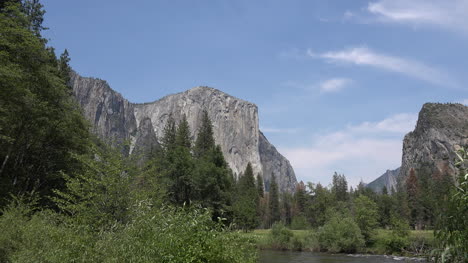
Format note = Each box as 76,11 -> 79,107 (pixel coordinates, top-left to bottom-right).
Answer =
399,103 -> 468,182
71,72 -> 297,192
367,168 -> 399,193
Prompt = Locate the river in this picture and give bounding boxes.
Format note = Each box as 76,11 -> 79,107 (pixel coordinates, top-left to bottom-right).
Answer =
259,250 -> 426,263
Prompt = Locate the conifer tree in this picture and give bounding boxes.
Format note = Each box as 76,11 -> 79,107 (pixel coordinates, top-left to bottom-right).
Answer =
58,49 -> 71,86
268,173 -> 280,226
233,163 -> 258,230
161,115 -> 176,153
175,115 -> 191,149
256,174 -> 264,198
194,110 -> 215,158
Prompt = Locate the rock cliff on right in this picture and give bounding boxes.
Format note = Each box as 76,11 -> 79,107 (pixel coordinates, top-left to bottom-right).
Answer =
399,103 -> 468,182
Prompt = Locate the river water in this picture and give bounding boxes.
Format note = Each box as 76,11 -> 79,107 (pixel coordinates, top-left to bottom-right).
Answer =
259,250 -> 426,263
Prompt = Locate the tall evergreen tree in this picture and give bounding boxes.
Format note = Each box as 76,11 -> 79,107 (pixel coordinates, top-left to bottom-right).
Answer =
194,110 -> 215,158
58,49 -> 71,86
175,115 -> 191,149
268,173 -> 280,226
332,172 -> 348,202
233,163 -> 258,231
161,115 -> 176,153
22,0 -> 47,37
256,174 -> 264,198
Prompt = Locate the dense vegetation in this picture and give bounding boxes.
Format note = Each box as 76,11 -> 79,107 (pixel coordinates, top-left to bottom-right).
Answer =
0,1 -> 256,262
0,1 -> 465,262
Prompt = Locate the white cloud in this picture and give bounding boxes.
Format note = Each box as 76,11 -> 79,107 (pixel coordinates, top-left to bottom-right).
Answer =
308,46 -> 456,88
280,113 -> 417,187
319,78 -> 352,93
460,99 -> 468,105
347,113 -> 417,133
261,127 -> 300,134
366,0 -> 468,34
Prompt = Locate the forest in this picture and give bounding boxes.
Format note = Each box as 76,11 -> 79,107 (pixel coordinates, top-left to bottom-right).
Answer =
0,1 -> 466,262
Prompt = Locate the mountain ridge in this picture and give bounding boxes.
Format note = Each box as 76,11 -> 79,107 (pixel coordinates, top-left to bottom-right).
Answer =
70,71 -> 297,192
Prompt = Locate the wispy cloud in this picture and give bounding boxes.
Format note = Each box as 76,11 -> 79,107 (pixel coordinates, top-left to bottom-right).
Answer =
347,113 -> 417,134
308,46 -> 456,88
363,0 -> 468,35
280,113 -> 417,186
260,127 -> 300,134
319,78 -> 352,93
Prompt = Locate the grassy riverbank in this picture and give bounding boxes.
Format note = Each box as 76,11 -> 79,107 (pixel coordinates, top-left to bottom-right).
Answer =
240,228 -> 434,257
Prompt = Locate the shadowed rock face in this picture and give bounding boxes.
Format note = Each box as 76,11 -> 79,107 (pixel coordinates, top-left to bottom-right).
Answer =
71,72 -> 297,192
399,103 -> 468,182
70,71 -> 137,154
367,168 -> 399,193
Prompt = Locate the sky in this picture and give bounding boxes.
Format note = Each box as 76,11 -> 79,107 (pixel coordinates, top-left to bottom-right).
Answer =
42,0 -> 468,187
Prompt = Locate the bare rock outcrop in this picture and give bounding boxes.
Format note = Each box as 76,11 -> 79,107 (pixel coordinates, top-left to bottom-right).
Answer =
399,103 -> 468,181
71,73 -> 297,192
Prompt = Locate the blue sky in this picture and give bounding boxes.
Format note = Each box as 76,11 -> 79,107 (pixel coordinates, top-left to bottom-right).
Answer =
42,0 -> 468,187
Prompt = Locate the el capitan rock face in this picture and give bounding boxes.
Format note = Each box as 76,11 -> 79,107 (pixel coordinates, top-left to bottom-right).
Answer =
71,72 -> 297,192
399,103 -> 468,181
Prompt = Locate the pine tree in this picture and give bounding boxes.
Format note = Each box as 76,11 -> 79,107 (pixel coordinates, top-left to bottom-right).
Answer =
332,172 -> 348,202
194,110 -> 215,158
58,49 -> 71,86
161,115 -> 176,153
233,163 -> 259,231
268,173 -> 280,226
256,174 -> 264,198
175,114 -> 191,149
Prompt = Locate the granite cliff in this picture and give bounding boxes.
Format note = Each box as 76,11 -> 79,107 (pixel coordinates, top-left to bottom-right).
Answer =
399,103 -> 468,182
367,168 -> 399,193
71,72 -> 297,192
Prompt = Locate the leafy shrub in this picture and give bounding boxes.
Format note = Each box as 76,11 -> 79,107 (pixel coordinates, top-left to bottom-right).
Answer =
382,217 -> 410,254
268,222 -> 293,250
317,215 -> 365,253
0,200 -> 257,263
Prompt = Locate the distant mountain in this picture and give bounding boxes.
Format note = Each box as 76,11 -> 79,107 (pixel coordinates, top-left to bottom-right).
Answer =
70,71 -> 297,192
367,168 -> 399,193
399,103 -> 468,181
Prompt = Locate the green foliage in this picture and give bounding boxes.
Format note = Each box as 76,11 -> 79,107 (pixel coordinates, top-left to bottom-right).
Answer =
256,174 -> 264,198
268,222 -> 293,250
193,110 -> 215,158
0,1 -> 91,208
433,148 -> 468,262
381,216 -> 410,253
305,183 -> 333,227
332,172 -> 348,202
268,173 -> 280,226
354,195 -> 379,243
317,213 -> 365,253
290,215 -> 310,230
233,163 -> 259,231
0,200 -> 257,263
53,145 -> 133,230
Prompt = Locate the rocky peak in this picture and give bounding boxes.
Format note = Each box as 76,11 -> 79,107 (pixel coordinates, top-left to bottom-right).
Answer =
399,103 -> 468,182
71,72 -> 297,192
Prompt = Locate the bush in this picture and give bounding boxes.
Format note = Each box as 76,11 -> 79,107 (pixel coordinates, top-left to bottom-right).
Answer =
317,215 -> 365,253
382,217 -> 410,254
268,222 -> 293,250
0,200 -> 257,263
